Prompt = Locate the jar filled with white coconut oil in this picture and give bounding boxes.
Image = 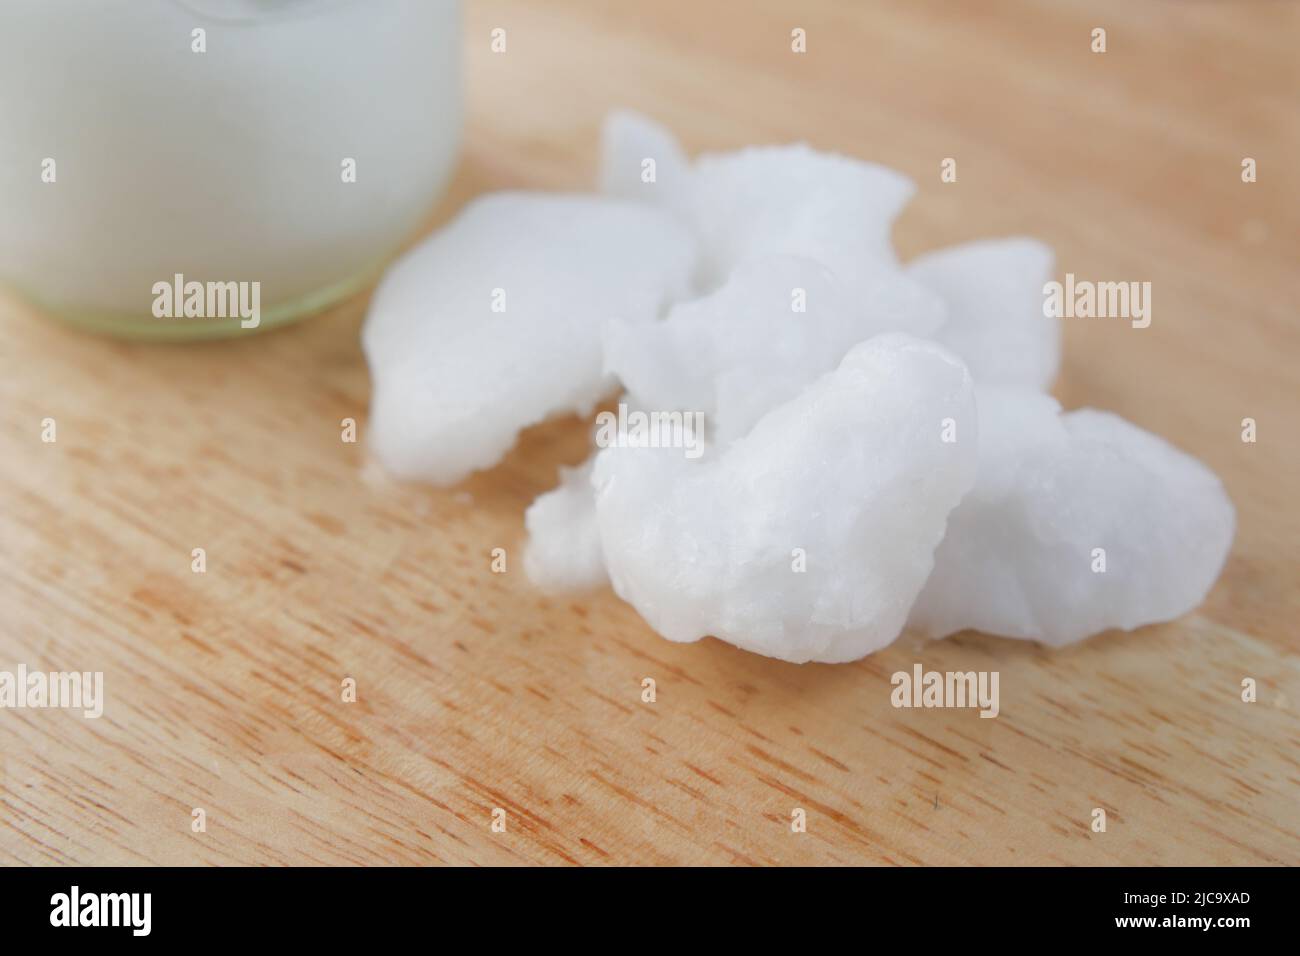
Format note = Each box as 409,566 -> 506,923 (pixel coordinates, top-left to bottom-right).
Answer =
0,0 -> 461,339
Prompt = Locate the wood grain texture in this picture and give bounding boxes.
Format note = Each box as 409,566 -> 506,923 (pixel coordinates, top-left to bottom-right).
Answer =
1,0 -> 1298,866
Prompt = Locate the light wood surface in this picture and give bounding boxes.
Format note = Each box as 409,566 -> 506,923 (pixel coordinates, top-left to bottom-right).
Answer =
2,0 -> 1298,866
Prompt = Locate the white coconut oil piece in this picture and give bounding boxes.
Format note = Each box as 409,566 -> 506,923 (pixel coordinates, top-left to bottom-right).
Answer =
908,386 -> 1236,645
599,110 -> 945,335
593,334 -> 978,664
907,238 -> 1060,389
0,0 -> 461,336
362,192 -> 697,485
523,459 -> 607,591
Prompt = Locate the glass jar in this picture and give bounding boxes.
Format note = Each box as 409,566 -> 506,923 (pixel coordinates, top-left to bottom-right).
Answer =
0,0 -> 461,339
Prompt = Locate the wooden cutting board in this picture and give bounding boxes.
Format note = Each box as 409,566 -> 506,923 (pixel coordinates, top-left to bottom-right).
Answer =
2,0 -> 1297,866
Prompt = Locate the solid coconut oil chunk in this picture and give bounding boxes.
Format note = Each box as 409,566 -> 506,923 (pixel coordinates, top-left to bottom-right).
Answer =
363,193 -> 696,485
594,335 -> 978,664
0,0 -> 462,339
909,386 -> 1235,645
